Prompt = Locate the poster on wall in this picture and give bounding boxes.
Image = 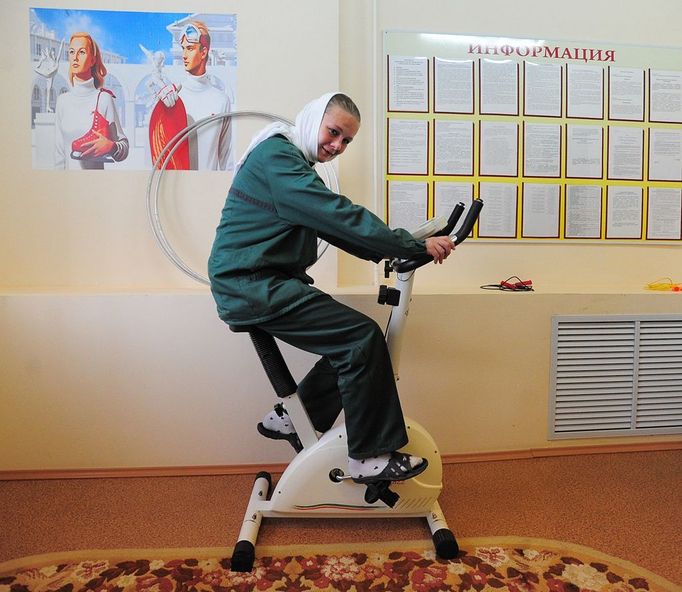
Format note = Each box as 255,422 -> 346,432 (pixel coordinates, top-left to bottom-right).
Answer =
30,8 -> 237,171
383,31 -> 682,243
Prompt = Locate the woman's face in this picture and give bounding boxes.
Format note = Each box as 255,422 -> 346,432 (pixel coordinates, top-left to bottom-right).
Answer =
69,37 -> 94,80
317,104 -> 360,163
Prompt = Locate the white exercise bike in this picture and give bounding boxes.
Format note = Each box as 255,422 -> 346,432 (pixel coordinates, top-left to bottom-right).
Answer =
229,199 -> 483,572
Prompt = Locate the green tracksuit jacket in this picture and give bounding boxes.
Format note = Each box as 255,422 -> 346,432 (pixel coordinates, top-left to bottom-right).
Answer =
208,135 -> 426,325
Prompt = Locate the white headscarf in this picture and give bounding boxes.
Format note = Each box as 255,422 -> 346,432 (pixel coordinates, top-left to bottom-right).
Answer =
234,92 -> 338,174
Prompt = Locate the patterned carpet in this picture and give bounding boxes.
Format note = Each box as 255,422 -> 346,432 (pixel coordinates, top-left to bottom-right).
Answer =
1,537 -> 679,592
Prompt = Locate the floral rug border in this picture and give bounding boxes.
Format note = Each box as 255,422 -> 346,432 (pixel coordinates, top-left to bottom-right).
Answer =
1,536 -> 679,592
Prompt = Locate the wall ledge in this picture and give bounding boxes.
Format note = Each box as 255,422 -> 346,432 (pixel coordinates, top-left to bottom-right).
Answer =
2,440 -> 679,481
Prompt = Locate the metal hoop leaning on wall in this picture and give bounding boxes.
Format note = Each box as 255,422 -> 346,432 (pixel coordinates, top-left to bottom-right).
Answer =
146,110 -> 339,285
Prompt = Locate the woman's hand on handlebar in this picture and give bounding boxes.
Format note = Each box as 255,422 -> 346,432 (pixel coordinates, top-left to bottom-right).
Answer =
424,236 -> 455,264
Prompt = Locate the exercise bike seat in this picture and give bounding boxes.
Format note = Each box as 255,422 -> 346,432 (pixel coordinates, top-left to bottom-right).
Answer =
228,324 -> 255,333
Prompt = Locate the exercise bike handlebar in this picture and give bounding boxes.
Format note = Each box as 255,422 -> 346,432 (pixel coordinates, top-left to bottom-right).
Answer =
392,199 -> 484,273
440,202 -> 466,236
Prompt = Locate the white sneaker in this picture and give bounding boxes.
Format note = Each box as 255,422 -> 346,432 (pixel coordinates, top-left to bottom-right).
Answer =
257,403 -> 302,452
349,452 -> 427,483
261,403 -> 296,434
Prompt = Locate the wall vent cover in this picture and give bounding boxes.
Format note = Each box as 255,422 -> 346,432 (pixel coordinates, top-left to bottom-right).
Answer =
549,314 -> 682,439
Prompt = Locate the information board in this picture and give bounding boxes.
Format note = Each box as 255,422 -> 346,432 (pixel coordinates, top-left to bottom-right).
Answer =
383,31 -> 682,243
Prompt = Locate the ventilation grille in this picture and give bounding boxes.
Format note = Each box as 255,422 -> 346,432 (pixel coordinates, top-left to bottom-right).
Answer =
550,315 -> 682,438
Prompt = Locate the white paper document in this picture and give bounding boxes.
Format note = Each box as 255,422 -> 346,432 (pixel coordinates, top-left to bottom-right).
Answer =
524,62 -> 562,117
565,185 -> 602,239
567,64 -> 604,119
522,183 -> 560,237
434,182 -> 474,223
647,188 -> 682,240
478,182 -> 518,238
387,119 -> 429,175
606,186 -> 643,239
434,58 -> 474,113
523,123 -> 561,177
608,127 -> 643,180
480,59 -> 519,115
434,120 -> 474,175
480,121 -> 518,176
387,181 -> 428,230
608,67 -> 644,121
649,70 -> 682,123
566,125 -> 603,178
648,129 -> 682,181
388,55 -> 429,112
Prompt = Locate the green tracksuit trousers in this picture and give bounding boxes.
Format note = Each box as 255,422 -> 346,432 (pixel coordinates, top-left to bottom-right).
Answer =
255,293 -> 408,459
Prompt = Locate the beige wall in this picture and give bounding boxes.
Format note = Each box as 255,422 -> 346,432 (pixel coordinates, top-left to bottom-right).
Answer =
2,291 -> 680,471
1,0 -> 681,472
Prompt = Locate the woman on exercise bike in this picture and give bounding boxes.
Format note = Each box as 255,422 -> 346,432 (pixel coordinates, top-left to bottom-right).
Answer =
208,92 -> 454,483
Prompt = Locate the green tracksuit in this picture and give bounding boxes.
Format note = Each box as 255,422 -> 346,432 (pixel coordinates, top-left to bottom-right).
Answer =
208,135 -> 427,458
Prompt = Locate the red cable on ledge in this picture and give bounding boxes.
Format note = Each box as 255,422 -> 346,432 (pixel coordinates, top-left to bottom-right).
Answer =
480,276 -> 534,291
